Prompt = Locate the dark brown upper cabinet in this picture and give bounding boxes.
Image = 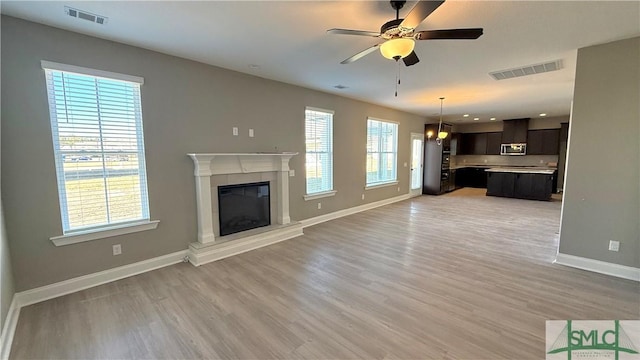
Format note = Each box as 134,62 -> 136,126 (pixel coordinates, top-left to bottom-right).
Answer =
460,133 -> 488,155
502,118 -> 529,144
527,129 -> 560,155
486,132 -> 502,155
560,123 -> 569,142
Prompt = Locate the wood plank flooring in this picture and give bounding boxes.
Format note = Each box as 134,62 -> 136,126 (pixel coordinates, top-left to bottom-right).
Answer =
10,188 -> 639,359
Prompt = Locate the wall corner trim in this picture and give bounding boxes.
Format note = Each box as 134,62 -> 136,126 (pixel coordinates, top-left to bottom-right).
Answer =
554,253 -> 640,281
0,296 -> 20,360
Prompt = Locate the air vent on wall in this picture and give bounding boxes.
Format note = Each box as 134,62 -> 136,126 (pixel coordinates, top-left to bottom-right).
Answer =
489,60 -> 563,80
65,6 -> 108,25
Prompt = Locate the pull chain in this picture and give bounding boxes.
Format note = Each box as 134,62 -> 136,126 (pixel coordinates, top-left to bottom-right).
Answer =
395,60 -> 401,97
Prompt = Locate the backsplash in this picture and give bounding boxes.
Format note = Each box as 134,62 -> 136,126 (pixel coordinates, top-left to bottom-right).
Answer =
452,155 -> 559,167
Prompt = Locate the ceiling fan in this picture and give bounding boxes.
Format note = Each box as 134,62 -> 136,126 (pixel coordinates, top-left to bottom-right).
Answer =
327,0 -> 483,66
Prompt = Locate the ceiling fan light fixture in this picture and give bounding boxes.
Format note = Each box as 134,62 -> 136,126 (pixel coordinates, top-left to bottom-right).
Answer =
380,38 -> 415,60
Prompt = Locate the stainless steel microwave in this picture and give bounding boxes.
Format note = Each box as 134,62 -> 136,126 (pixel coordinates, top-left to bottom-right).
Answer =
500,143 -> 527,155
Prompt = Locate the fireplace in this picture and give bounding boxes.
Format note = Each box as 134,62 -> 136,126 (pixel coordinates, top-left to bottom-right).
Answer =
218,181 -> 270,236
187,153 -> 303,266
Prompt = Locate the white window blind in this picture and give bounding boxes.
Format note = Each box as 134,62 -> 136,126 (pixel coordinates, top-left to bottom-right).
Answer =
305,108 -> 334,194
366,118 -> 398,186
42,62 -> 150,233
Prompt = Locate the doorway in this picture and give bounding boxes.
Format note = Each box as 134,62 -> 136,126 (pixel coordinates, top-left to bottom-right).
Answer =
410,133 -> 424,197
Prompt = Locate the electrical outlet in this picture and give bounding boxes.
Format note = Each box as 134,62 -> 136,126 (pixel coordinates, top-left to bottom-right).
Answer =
232,127 -> 238,136
540,159 -> 544,164
249,129 -> 254,137
397,186 -> 400,192
483,159 -> 488,163
317,202 -> 321,209
361,194 -> 365,200
608,240 -> 620,252
112,244 -> 122,256
404,162 -> 408,167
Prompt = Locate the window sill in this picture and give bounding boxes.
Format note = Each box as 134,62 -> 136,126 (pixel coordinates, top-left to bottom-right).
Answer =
304,190 -> 337,201
50,220 -> 160,246
365,181 -> 399,190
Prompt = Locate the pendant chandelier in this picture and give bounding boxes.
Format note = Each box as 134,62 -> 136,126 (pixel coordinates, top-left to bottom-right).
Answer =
436,97 -> 449,146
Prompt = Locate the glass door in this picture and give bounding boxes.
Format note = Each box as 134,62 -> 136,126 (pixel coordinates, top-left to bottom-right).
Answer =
410,133 -> 424,197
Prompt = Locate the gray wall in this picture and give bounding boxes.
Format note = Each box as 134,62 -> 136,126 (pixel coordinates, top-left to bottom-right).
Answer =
1,200 -> 15,332
1,27 -> 16,333
1,16 -> 426,291
559,36 -> 640,267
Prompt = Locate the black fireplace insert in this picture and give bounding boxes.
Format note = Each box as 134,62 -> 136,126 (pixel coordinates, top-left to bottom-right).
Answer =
218,181 -> 270,236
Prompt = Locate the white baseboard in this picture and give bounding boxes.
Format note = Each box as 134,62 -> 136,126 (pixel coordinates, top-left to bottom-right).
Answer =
188,223 -> 304,266
0,296 -> 19,360
300,193 -> 412,228
554,253 -> 640,281
16,250 -> 189,308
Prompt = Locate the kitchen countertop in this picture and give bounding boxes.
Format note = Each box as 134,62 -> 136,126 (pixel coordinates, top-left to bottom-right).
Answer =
451,164 -> 557,171
450,165 -> 492,169
485,167 -> 555,174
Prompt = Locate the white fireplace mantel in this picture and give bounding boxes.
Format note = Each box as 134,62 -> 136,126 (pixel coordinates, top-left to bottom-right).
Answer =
188,152 -> 297,176
187,152 -> 298,246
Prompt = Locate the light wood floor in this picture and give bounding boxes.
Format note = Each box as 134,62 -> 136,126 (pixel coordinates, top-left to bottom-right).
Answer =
10,188 -> 639,359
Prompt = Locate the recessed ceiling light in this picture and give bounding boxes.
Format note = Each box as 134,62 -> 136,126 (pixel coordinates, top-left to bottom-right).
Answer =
463,114 -> 469,117
490,117 -> 496,121
539,113 -> 547,117
474,117 -> 479,121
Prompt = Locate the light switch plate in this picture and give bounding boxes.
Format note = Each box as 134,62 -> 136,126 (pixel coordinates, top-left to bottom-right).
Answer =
112,244 -> 122,256
232,127 -> 238,136
289,169 -> 295,177
249,129 -> 254,137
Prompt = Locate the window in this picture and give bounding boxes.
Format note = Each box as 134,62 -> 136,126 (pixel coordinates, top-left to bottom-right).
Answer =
42,61 -> 150,234
366,118 -> 398,186
305,107 -> 334,196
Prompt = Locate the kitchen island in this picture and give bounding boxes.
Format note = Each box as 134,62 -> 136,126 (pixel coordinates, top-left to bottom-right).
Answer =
486,167 -> 555,201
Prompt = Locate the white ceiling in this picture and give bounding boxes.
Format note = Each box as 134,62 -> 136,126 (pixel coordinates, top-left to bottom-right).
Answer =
2,1 -> 639,123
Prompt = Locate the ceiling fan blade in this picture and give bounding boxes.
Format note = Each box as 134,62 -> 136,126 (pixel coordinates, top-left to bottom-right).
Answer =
340,44 -> 382,64
402,51 -> 420,67
414,28 -> 484,40
327,28 -> 380,37
400,0 -> 445,30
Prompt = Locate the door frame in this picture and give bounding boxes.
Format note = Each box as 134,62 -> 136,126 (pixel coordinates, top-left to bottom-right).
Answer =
409,132 -> 424,197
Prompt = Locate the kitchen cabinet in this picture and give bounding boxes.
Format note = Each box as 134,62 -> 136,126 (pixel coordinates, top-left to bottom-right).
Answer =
456,167 -> 488,188
486,172 -> 515,197
459,133 -> 488,155
486,169 -> 553,200
527,129 -> 560,155
542,129 -> 560,155
473,133 -> 488,155
502,118 -> 529,144
423,123 -> 453,195
486,132 -> 502,155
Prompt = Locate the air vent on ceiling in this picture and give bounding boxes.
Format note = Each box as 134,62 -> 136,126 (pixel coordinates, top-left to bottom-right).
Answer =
489,60 -> 563,80
333,85 -> 348,89
65,6 -> 108,25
